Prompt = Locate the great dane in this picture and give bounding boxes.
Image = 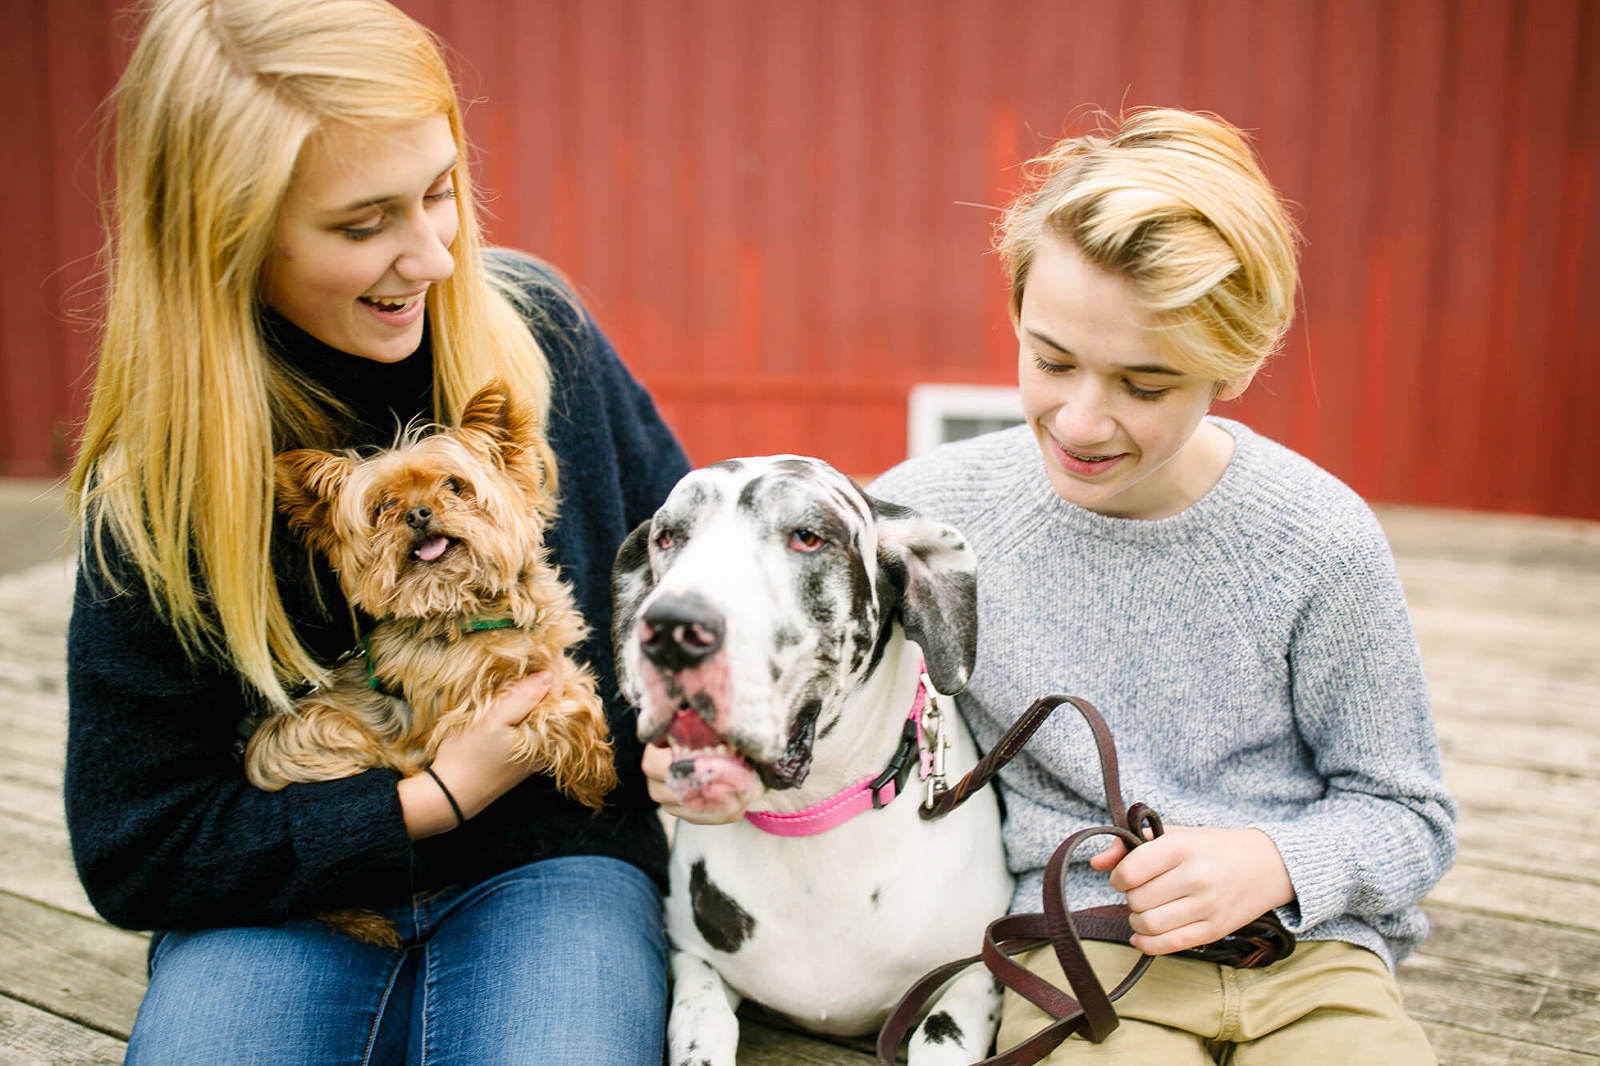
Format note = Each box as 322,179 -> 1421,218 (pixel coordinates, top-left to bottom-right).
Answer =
612,455 -> 1012,1066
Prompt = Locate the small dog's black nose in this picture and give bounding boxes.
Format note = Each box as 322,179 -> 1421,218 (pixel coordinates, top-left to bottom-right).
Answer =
405,506 -> 433,530
640,593 -> 725,671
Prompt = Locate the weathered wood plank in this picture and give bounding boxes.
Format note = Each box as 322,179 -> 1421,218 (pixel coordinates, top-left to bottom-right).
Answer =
1425,861 -> 1600,932
0,995 -> 127,1066
0,892 -> 146,1041
1409,907 -> 1600,989
0,816 -> 97,920
1438,719 -> 1600,777
0,747 -> 67,790
1420,1019 -> 1600,1066
1444,759 -> 1600,820
1400,951 -> 1600,1056
1426,672 -> 1600,730
1449,802 -> 1600,878
738,1019 -> 880,1065
0,776 -> 66,835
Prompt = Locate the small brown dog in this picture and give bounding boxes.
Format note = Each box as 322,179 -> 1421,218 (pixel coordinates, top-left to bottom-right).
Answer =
246,380 -> 617,942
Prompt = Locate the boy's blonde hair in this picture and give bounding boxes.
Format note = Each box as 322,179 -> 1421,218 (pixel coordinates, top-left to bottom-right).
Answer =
997,108 -> 1300,383
72,0 -> 555,709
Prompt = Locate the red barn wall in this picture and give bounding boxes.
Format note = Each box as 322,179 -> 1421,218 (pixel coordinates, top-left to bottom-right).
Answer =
6,0 -> 1597,518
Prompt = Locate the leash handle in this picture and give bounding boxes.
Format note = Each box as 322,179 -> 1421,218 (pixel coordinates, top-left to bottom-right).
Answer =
883,695 -> 1154,1065
881,694 -> 1294,1066
875,824 -> 1153,1065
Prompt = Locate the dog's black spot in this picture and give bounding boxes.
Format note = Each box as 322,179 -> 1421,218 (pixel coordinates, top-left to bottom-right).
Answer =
689,859 -> 756,954
920,1010 -> 964,1046
774,625 -> 802,651
763,698 -> 820,788
846,624 -> 875,677
870,887 -> 880,908
687,691 -> 720,721
817,713 -> 839,740
799,567 -> 838,625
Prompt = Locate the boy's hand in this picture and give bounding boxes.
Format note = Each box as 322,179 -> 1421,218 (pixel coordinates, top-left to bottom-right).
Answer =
1089,826 -> 1295,956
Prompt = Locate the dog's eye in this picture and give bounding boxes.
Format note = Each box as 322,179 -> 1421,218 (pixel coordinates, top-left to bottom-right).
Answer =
374,498 -> 398,520
444,477 -> 464,494
789,529 -> 825,552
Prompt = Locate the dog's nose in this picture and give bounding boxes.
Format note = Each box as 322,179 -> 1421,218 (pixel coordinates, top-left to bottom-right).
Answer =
405,506 -> 433,530
639,593 -> 725,670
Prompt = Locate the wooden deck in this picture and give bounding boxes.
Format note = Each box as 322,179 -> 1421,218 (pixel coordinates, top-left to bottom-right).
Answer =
1,504 -> 1597,1065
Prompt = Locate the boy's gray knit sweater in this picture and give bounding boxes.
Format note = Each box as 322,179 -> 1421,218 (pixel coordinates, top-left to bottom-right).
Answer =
868,418 -> 1456,969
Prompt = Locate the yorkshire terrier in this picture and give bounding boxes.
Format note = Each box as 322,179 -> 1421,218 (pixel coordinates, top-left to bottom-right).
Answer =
246,380 -> 618,944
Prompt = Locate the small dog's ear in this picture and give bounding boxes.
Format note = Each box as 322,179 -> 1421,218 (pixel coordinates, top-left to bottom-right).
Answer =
459,379 -> 540,465
275,449 -> 353,546
459,378 -> 561,519
609,519 -> 657,704
868,494 -> 978,695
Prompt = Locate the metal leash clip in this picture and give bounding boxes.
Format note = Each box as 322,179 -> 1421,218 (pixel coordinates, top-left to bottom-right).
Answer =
920,671 -> 951,810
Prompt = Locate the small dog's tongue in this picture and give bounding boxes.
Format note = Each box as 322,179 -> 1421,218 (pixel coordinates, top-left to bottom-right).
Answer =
414,536 -> 450,562
668,709 -> 724,749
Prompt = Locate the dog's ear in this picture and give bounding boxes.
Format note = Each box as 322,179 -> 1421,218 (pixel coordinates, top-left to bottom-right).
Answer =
868,494 -> 978,695
609,519 -> 657,704
459,379 -> 539,462
459,378 -> 561,518
275,449 -> 353,552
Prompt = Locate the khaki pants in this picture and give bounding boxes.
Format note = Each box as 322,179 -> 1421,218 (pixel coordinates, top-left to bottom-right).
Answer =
996,939 -> 1436,1065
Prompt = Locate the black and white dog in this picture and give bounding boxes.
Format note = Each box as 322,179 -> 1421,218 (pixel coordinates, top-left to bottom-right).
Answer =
612,455 -> 1012,1066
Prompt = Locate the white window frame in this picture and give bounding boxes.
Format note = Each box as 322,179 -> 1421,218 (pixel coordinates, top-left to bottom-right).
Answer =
906,383 -> 1024,457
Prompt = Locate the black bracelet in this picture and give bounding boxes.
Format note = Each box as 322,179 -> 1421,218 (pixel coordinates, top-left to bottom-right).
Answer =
424,766 -> 466,828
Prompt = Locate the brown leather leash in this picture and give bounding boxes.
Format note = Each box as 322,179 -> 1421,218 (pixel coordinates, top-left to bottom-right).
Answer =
877,694 -> 1294,1066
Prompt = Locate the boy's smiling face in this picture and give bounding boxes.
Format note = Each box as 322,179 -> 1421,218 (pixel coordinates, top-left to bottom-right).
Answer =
1016,235 -> 1252,520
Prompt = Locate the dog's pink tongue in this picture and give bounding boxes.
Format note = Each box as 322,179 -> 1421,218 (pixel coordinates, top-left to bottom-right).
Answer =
414,536 -> 449,562
668,709 -> 723,749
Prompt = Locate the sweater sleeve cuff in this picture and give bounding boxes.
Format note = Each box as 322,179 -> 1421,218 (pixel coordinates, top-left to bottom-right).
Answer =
1254,820 -> 1350,933
282,769 -> 415,901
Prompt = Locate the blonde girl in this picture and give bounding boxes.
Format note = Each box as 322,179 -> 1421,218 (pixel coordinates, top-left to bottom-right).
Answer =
65,1 -> 687,1061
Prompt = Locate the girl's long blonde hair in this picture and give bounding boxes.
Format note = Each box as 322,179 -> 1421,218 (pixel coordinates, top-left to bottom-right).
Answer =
71,0 -> 554,709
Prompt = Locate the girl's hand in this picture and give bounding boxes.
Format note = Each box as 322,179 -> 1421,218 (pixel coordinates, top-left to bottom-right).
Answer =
640,742 -> 750,825
399,670 -> 557,839
1089,825 -> 1295,956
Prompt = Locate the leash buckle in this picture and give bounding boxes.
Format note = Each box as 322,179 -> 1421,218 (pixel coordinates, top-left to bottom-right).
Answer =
920,675 -> 951,810
868,718 -> 921,809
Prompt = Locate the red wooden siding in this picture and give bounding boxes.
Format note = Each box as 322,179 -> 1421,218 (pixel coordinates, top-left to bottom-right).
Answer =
6,0 -> 1598,518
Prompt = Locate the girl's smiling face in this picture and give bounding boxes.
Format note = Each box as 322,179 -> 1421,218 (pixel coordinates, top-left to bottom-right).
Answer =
262,114 -> 460,363
1017,235 -> 1251,519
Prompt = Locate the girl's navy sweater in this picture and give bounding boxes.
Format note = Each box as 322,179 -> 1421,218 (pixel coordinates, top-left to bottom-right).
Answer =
64,251 -> 690,931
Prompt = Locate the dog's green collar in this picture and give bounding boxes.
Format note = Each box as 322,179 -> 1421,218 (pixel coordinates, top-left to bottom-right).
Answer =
460,617 -> 516,634
359,618 -> 518,693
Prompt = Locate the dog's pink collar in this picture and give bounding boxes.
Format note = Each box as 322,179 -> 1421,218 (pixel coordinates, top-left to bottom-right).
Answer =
743,664 -> 934,837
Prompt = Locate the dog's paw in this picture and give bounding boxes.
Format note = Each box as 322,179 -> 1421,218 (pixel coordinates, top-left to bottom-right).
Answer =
514,666 -> 619,810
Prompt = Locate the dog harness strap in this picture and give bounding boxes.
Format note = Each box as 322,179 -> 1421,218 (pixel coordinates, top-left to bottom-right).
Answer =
742,663 -> 933,836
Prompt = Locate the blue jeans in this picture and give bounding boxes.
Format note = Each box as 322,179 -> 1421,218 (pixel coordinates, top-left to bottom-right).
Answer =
126,855 -> 667,1065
